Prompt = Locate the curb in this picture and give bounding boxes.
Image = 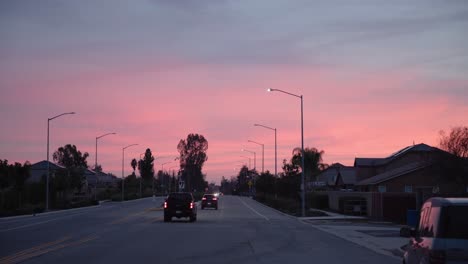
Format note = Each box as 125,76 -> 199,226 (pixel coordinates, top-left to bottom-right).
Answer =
0,204 -> 101,221
247,197 -> 298,220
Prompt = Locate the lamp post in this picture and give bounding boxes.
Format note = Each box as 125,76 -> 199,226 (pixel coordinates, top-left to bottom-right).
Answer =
267,88 -> 305,217
95,132 -> 116,199
254,124 -> 277,179
242,149 -> 256,171
139,152 -> 145,198
161,162 -> 171,195
240,156 -> 251,169
122,144 -> 138,202
168,165 -> 178,192
248,140 -> 264,173
46,112 -> 75,211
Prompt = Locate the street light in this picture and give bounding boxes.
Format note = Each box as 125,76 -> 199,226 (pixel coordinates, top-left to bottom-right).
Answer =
122,144 -> 138,202
46,111 -> 75,211
160,162 -> 171,195
248,140 -> 264,173
254,124 -> 277,179
240,156 -> 251,169
267,88 -> 305,217
94,132 -> 116,199
242,149 -> 256,171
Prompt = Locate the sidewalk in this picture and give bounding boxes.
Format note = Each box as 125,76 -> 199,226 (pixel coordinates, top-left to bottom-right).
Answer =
300,211 -> 407,260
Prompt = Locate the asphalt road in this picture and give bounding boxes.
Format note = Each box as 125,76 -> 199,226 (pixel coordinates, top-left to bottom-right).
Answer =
0,196 -> 399,264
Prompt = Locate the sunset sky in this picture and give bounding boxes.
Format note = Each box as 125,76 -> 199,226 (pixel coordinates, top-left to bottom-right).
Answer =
1,1 -> 467,183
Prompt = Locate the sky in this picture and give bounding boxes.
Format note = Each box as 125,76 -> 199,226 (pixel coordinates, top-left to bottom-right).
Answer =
1,0 -> 467,184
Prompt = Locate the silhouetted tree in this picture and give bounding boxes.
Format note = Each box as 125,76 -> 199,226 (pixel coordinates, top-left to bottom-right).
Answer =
130,159 -> 137,176
439,126 -> 468,158
291,147 -> 327,177
177,134 -> 208,192
52,144 -> 89,192
138,149 -> 154,183
53,144 -> 89,168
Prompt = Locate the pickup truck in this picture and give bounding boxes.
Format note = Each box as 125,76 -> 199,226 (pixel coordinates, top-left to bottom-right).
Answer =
164,192 -> 197,222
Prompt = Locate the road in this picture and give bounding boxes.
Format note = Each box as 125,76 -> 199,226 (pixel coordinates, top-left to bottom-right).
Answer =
0,195 -> 399,264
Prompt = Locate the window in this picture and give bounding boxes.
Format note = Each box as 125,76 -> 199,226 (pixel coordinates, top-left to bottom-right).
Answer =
378,185 -> 386,193
404,185 -> 413,193
439,206 -> 468,239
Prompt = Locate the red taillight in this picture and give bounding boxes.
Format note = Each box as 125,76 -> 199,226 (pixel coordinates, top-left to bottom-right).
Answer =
164,202 -> 167,209
429,250 -> 446,264
213,197 -> 217,201
190,202 -> 194,209
202,198 -> 206,200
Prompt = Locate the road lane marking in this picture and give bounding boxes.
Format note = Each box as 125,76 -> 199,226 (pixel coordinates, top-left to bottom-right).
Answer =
10,234 -> 99,263
0,211 -> 90,233
108,210 -> 149,225
0,236 -> 72,263
0,234 -> 98,264
237,197 -> 269,221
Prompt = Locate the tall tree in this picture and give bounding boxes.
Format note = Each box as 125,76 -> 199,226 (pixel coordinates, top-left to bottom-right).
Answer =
53,144 -> 89,168
130,158 -> 137,176
138,148 -> 154,183
177,133 -> 208,192
52,144 -> 89,192
291,147 -> 327,178
439,126 -> 468,158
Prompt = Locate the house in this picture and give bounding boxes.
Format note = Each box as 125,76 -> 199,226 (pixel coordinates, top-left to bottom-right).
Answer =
311,163 -> 356,191
354,143 -> 467,198
95,171 -> 118,188
319,143 -> 467,223
28,160 -> 67,183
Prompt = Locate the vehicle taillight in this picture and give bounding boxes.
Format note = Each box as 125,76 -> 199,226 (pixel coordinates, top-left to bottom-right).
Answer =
202,198 -> 206,200
164,202 -> 167,209
190,202 -> 194,209
213,197 -> 217,201
429,250 -> 446,264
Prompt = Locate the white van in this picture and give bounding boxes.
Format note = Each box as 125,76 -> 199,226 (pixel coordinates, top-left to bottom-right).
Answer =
400,197 -> 468,264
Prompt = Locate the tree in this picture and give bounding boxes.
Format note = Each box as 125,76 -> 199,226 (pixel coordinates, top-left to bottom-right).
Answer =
130,159 -> 137,176
93,164 -> 103,173
53,144 -> 89,168
291,147 -> 327,178
52,144 -> 89,192
177,133 -> 208,192
439,126 -> 468,158
138,148 -> 154,183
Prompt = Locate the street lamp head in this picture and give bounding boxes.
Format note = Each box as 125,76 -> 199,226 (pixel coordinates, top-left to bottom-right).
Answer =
267,88 -> 273,92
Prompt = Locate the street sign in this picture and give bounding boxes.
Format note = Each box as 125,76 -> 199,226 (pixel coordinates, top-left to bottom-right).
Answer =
179,180 -> 185,190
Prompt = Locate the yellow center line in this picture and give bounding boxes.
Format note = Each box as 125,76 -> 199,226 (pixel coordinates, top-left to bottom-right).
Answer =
108,207 -> 163,225
108,210 -> 149,225
0,236 -> 72,263
2,235 -> 99,264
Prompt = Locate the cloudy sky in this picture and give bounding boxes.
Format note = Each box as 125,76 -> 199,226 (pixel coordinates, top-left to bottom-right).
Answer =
1,0 -> 467,183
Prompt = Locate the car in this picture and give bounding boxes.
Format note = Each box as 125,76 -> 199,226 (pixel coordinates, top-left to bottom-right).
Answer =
201,194 -> 218,210
163,192 -> 197,222
400,197 -> 468,264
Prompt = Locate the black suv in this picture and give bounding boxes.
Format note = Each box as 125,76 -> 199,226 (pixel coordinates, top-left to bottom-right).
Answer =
201,194 -> 218,210
164,192 -> 197,222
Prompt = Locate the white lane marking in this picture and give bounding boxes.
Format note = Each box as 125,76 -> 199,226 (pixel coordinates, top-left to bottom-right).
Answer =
0,211 -> 90,233
237,197 -> 269,221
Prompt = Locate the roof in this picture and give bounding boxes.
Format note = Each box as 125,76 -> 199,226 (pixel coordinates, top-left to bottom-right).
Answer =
354,143 -> 441,167
356,161 -> 430,185
315,164 -> 356,186
337,167 -> 357,185
426,197 -> 468,207
31,160 -> 66,170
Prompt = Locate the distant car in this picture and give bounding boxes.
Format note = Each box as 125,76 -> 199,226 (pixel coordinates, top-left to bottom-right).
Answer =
400,197 -> 468,264
164,192 -> 197,222
201,194 -> 218,210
